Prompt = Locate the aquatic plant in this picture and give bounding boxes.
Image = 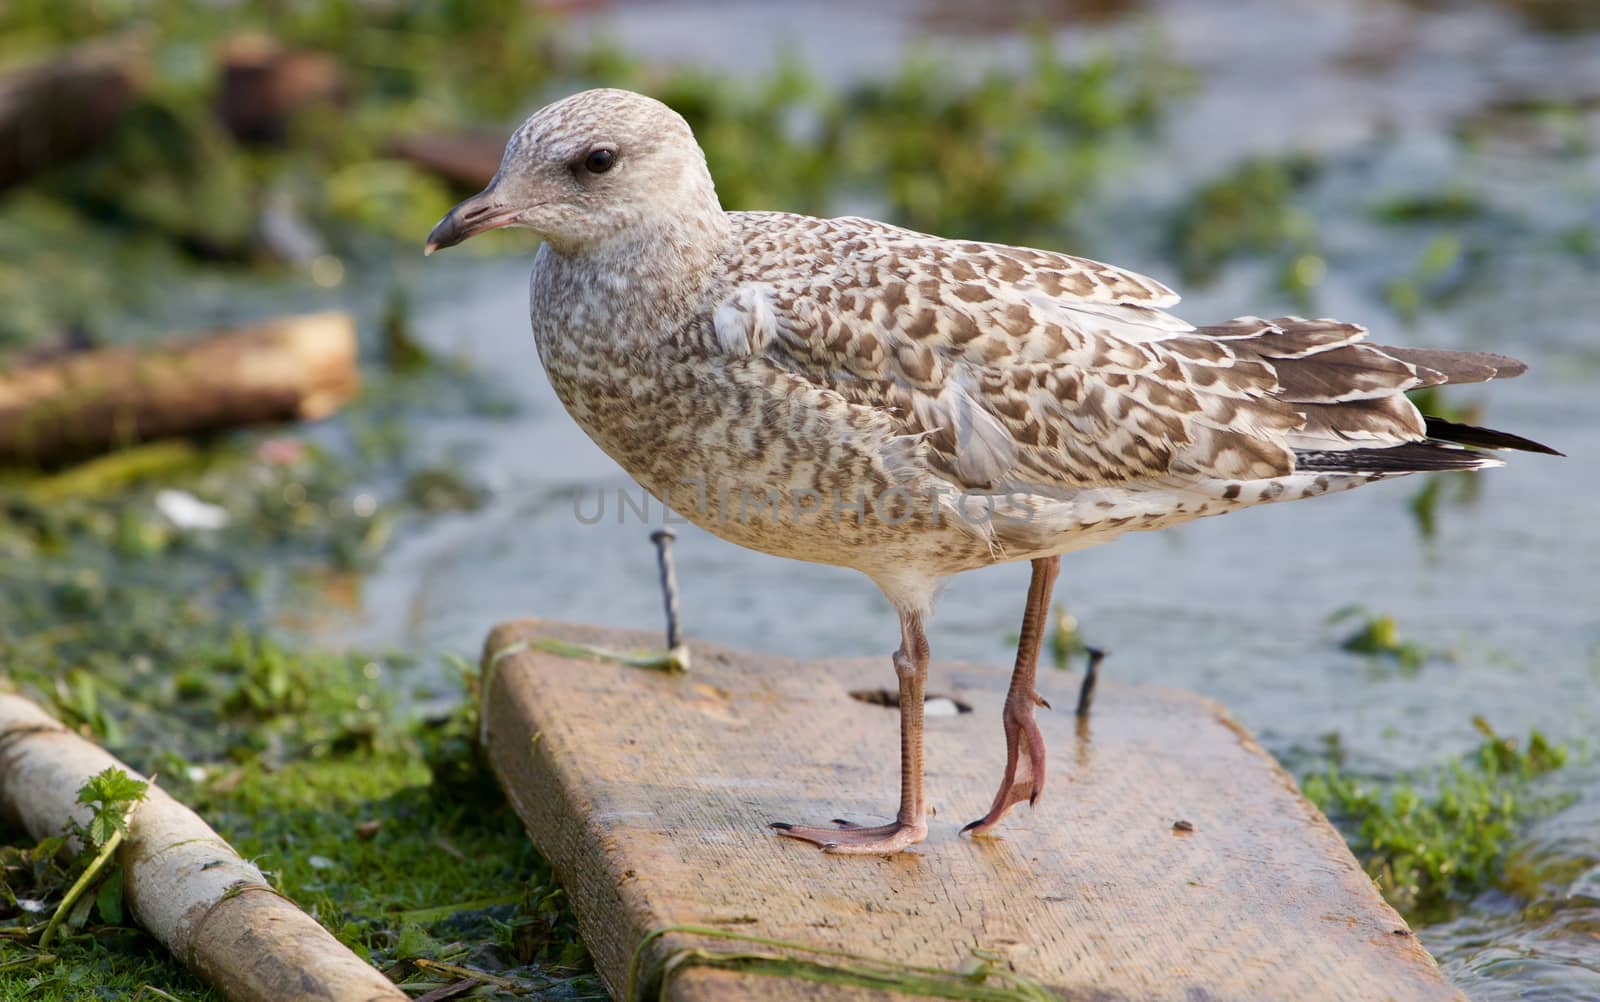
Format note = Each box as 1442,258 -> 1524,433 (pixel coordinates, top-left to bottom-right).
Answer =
1328,606 -> 1436,672
1303,719 -> 1569,921
0,5 -> 1187,343
1166,154 -> 1322,302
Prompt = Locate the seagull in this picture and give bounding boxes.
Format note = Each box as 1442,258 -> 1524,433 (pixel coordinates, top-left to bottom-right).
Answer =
426,88 -> 1558,854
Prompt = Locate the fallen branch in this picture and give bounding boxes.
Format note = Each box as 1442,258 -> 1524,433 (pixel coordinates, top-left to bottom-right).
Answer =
0,692 -> 406,1002
0,34 -> 148,189
391,132 -> 502,190
0,312 -> 360,467
216,33 -> 345,143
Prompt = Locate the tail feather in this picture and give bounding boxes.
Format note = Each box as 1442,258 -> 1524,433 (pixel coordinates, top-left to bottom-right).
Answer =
1370,345 -> 1528,383
1196,315 -> 1559,477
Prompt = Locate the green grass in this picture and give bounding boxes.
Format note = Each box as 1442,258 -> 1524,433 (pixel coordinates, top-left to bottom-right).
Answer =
0,358 -> 589,996
0,634 -> 600,999
0,937 -> 217,1001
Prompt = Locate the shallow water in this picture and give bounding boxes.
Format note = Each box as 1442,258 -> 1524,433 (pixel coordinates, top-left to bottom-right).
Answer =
318,0 -> 1598,995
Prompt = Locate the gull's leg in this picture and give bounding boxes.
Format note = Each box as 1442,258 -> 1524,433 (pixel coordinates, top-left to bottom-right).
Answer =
772,611 -> 930,854
963,556 -> 1059,836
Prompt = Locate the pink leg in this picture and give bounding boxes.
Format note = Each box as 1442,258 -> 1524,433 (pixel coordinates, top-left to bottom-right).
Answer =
772,611 -> 930,854
963,556 -> 1059,836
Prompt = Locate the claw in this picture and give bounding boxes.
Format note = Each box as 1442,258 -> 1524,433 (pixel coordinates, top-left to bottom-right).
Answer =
773,817 -> 928,854
968,556 -> 1059,838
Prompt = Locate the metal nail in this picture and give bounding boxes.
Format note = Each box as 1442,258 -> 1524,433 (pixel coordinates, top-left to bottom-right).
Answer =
1075,647 -> 1106,718
649,529 -> 684,658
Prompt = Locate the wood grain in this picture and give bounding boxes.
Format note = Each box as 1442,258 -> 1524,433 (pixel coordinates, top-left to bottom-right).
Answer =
482,619 -> 1461,1002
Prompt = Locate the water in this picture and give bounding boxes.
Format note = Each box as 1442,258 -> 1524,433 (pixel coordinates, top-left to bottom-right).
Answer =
315,0 -> 1599,995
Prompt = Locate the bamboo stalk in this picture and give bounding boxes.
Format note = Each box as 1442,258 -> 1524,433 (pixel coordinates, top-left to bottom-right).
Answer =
0,692 -> 405,1002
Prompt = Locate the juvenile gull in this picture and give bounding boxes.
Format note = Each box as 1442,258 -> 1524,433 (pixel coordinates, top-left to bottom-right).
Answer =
426,88 -> 1558,854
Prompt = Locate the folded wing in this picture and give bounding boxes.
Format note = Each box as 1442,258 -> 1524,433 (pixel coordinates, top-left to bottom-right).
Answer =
718,213 -> 1555,503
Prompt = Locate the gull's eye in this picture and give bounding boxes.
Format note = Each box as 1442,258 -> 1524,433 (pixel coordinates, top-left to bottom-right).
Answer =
583,148 -> 616,174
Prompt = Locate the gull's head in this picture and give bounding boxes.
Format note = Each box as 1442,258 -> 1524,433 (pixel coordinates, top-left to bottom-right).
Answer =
424,88 -> 716,257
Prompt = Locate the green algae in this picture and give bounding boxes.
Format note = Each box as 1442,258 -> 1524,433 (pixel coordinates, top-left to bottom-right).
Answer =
629,926 -> 1060,1002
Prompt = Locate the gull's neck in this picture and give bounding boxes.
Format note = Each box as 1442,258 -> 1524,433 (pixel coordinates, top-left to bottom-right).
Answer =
530,205 -> 734,359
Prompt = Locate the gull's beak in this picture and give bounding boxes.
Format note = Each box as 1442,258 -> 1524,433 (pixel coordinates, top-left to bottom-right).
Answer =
424,185 -> 521,256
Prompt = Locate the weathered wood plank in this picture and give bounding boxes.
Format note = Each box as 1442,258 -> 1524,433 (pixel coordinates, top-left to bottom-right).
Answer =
482,619 -> 1460,1002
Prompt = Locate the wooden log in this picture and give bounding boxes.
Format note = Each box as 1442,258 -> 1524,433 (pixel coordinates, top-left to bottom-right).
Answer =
0,692 -> 405,1002
0,34 -> 148,189
0,312 -> 360,467
481,619 -> 1465,1002
391,131 -> 504,190
216,33 -> 345,144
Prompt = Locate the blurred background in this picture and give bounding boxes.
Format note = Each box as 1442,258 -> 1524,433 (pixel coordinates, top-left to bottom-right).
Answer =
1,1 -> 1596,998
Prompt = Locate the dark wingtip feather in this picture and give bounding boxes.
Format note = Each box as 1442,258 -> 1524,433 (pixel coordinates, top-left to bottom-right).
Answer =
1423,417 -> 1563,456
1296,442 -> 1501,474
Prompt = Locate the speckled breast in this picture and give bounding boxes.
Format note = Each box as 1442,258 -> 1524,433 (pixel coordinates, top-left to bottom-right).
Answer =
534,334 -> 995,576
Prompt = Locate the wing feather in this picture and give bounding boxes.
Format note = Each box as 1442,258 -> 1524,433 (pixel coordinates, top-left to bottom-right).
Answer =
716,214 -> 1544,504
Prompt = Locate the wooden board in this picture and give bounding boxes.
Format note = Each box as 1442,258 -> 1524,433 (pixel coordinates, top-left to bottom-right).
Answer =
481,619 -> 1461,1002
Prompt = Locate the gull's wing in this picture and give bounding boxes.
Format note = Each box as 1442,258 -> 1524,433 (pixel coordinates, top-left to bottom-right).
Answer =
716,212 -> 1545,500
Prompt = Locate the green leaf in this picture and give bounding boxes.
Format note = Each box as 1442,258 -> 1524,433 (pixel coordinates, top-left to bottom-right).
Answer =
76,766 -> 148,808
86,810 -> 123,848
66,886 -> 95,931
96,864 -> 124,925
74,767 -> 149,847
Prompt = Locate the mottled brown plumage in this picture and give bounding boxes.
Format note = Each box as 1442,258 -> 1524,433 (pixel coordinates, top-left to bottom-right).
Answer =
427,88 -> 1556,854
